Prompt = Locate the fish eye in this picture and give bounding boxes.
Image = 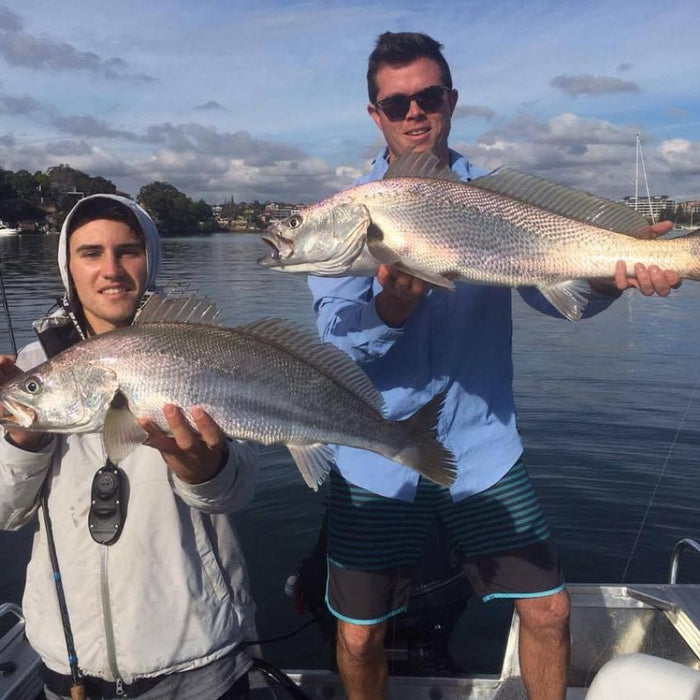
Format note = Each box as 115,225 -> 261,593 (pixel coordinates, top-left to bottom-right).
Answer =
288,215 -> 303,229
24,376 -> 42,394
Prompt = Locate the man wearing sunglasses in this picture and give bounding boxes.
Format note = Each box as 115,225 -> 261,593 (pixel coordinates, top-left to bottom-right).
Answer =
308,31 -> 679,700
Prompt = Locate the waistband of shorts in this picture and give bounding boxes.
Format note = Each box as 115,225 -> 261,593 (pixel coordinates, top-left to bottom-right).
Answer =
40,662 -> 167,698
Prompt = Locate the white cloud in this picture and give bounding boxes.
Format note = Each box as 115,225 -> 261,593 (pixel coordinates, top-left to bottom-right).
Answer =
461,112 -> 700,200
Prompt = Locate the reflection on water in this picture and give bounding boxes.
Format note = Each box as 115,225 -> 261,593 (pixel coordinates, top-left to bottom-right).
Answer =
1,232 -> 700,670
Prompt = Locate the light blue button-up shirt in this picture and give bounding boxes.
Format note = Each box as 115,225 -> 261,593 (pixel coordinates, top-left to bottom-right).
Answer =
308,148 -> 616,502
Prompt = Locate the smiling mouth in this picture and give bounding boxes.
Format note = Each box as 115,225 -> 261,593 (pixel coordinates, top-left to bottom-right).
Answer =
101,286 -> 132,296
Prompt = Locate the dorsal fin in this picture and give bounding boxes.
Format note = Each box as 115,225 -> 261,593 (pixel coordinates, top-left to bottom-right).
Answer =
235,318 -> 385,413
469,168 -> 653,237
134,291 -> 223,326
384,149 -> 461,182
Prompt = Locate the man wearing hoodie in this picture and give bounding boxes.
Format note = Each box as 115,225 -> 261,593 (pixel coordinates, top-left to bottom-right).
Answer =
0,194 -> 258,699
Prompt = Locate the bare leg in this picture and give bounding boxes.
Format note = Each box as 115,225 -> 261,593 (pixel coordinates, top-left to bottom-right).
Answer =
336,620 -> 388,700
515,590 -> 571,700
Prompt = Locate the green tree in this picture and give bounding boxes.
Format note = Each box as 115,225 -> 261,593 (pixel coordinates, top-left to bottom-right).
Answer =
45,164 -> 117,202
220,196 -> 237,219
9,170 -> 40,202
192,198 -> 215,229
137,182 -> 199,236
0,169 -> 44,224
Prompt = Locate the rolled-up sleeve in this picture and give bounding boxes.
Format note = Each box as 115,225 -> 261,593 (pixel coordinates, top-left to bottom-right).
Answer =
309,276 -> 404,363
172,440 -> 258,514
0,341 -> 57,529
0,432 -> 56,530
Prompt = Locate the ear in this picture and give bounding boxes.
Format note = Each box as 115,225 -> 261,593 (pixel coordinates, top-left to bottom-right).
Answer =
448,89 -> 459,116
367,103 -> 383,130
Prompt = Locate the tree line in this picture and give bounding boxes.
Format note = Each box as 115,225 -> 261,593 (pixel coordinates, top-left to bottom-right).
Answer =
0,165 -> 219,236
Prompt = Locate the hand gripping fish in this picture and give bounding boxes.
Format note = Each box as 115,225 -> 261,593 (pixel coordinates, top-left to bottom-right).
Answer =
0,295 -> 456,489
259,150 -> 700,322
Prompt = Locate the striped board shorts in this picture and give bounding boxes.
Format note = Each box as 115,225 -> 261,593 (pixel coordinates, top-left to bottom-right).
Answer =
327,460 -> 565,624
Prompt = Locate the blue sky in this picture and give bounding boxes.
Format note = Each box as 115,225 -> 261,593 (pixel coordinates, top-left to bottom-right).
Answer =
1,0 -> 698,204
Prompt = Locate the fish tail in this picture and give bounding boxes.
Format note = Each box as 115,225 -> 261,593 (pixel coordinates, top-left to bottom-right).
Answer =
393,392 -> 457,486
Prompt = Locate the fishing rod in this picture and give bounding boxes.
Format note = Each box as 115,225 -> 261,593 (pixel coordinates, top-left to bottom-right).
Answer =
1,256 -> 83,695
0,262 -> 17,355
40,483 -> 87,700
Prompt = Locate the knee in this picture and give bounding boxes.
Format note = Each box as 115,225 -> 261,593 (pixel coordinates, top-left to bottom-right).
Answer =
516,590 -> 570,635
336,621 -> 386,664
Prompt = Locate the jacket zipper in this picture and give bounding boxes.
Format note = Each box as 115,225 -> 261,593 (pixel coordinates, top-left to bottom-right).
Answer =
101,546 -> 126,693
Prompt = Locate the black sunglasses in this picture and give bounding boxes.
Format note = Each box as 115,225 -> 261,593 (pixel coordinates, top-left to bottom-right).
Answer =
375,85 -> 451,122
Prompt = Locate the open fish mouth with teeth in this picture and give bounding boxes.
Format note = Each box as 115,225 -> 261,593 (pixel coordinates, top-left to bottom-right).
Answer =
0,398 -> 36,428
259,226 -> 295,265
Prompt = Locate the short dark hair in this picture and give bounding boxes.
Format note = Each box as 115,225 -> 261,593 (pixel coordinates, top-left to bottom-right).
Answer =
367,32 -> 453,103
68,197 -> 143,241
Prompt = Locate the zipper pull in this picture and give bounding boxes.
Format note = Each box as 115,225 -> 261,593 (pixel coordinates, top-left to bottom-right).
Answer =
115,678 -> 126,696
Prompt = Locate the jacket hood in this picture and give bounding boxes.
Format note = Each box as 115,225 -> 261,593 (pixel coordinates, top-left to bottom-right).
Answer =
57,194 -> 162,303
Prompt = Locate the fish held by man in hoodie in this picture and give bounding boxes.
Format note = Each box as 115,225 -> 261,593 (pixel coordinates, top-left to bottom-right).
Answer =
0,295 -> 456,490
259,150 -> 700,322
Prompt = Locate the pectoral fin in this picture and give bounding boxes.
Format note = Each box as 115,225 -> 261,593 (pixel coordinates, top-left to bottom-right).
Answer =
286,443 -> 334,491
365,237 -> 457,290
103,391 -> 148,463
538,280 -> 591,322
392,262 -> 457,290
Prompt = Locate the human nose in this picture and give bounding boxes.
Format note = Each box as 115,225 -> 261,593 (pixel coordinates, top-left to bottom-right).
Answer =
405,97 -> 426,119
101,252 -> 125,277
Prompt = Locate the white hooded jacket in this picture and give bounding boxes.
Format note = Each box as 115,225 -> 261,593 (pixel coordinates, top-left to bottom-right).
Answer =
0,195 -> 258,684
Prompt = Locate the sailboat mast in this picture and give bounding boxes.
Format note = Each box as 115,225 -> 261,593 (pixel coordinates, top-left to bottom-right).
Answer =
633,133 -> 656,224
635,133 -> 640,211
639,138 -> 655,224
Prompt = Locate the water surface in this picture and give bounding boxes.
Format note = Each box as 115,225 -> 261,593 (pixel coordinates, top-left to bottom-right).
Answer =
1,232 -> 699,671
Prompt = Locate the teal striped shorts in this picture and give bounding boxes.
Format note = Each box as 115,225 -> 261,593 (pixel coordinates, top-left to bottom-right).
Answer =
327,460 -> 565,623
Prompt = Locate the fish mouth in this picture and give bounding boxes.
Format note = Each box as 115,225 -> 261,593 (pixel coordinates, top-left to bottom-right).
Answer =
0,397 -> 36,428
258,228 -> 295,267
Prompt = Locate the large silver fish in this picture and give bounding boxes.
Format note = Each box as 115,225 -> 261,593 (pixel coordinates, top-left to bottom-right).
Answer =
259,150 -> 700,321
0,296 -> 455,489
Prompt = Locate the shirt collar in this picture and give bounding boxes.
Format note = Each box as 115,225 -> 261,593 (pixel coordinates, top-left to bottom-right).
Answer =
368,147 -> 476,181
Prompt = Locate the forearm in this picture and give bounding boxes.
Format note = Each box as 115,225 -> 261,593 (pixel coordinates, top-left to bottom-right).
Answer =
374,290 -> 422,328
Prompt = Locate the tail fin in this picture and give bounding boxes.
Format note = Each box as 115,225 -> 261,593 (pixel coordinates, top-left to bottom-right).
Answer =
393,392 -> 457,486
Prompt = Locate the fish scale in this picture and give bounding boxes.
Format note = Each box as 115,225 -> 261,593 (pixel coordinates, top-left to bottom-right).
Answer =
87,324 -> 383,444
0,308 -> 457,490
260,149 -> 700,321
354,177 -> 700,284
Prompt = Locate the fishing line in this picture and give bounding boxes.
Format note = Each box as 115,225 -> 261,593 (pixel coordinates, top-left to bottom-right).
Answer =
583,376 -> 700,689
241,618 -> 317,647
0,262 -> 17,355
620,371 -> 700,583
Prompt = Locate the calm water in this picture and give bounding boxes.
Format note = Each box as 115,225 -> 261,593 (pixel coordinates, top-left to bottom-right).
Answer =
1,232 -> 699,671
